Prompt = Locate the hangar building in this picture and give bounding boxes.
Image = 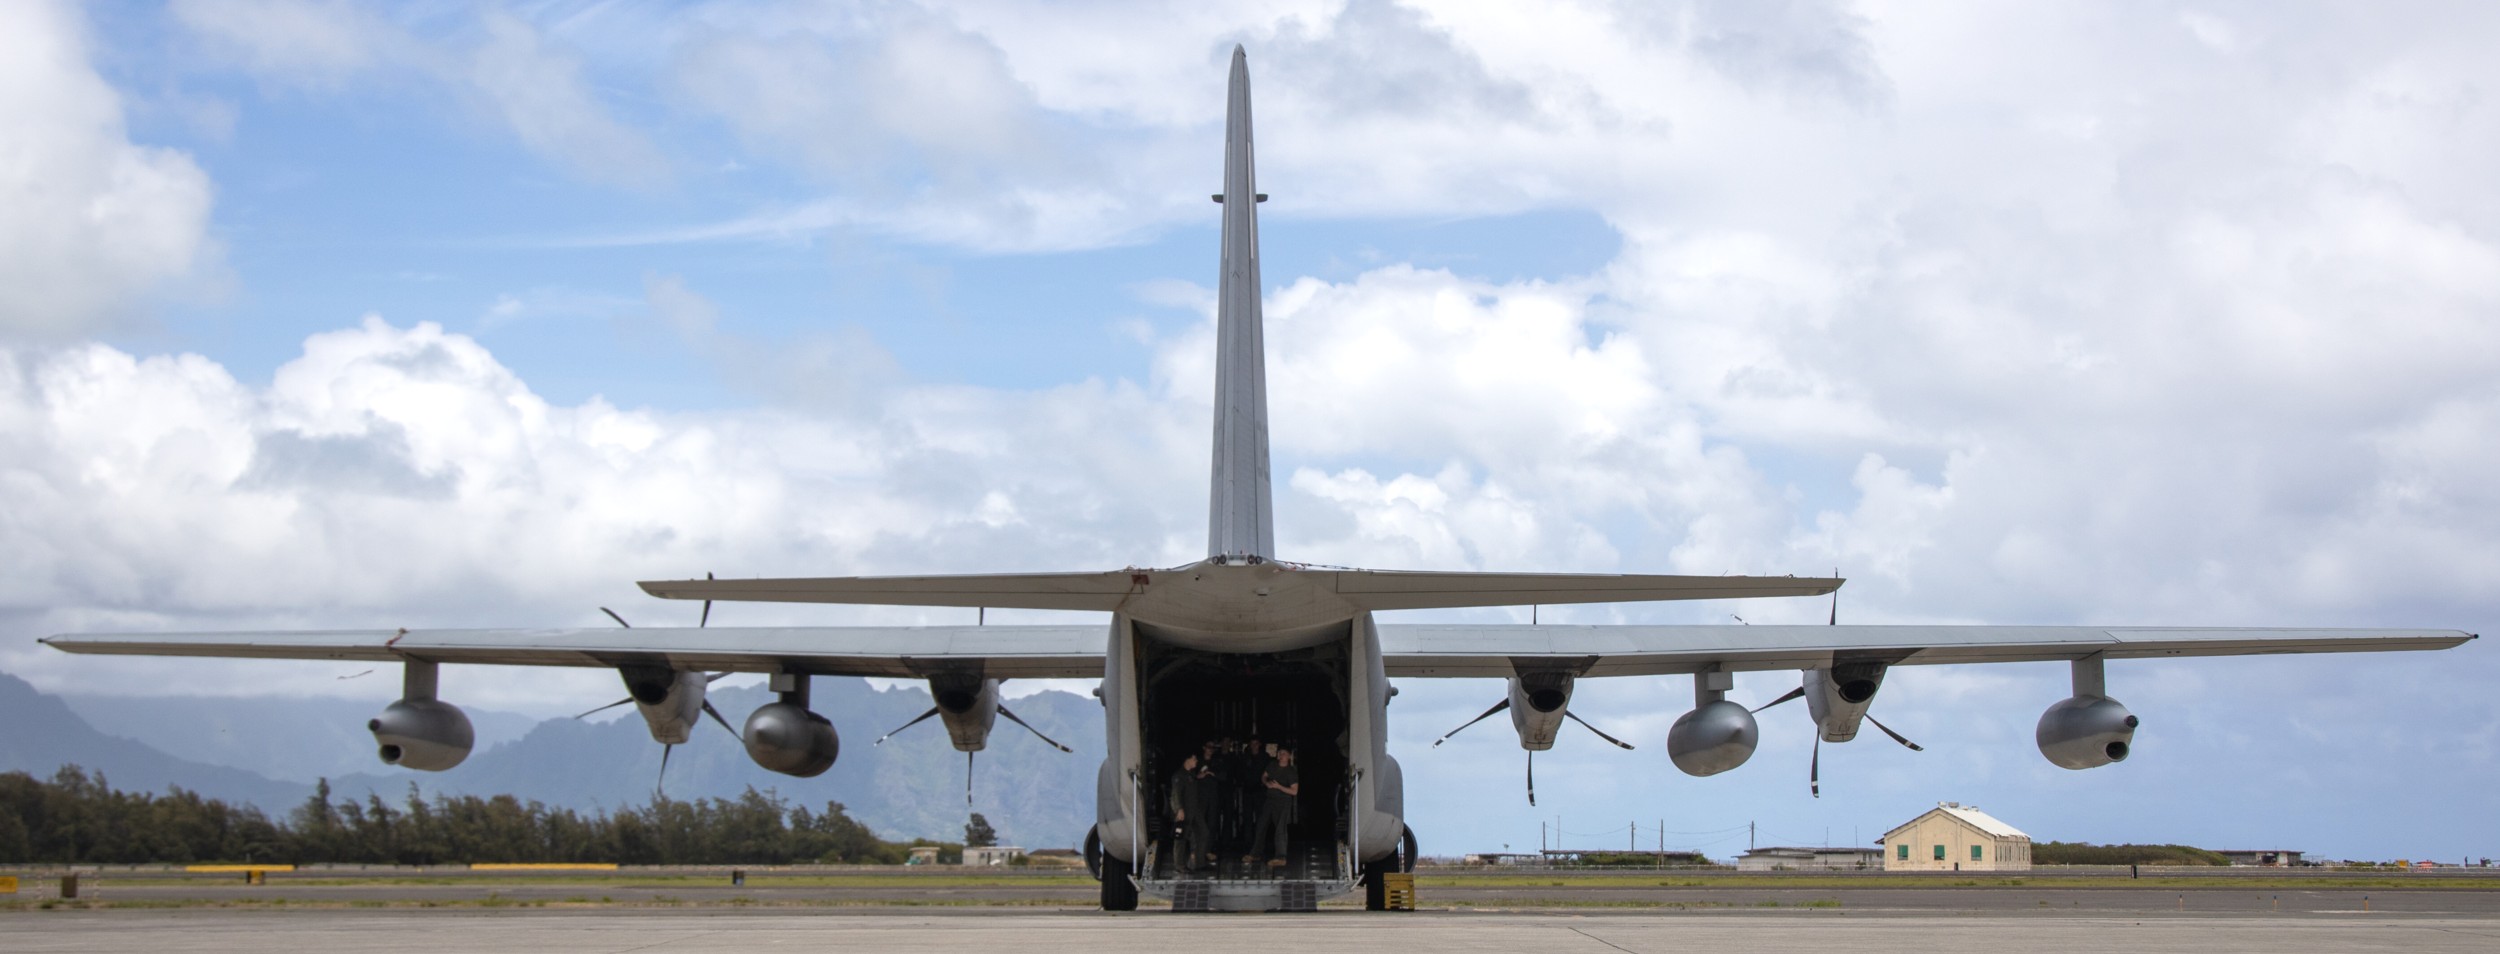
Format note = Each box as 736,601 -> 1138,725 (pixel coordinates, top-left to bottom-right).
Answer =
1879,802 -> 2032,872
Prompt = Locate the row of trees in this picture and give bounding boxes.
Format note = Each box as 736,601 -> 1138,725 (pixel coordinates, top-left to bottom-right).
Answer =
0,767 -> 961,866
2031,841 -> 2230,866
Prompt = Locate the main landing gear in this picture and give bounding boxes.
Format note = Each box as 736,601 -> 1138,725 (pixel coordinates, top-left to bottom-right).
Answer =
1086,828 -> 1138,912
1362,825 -> 1418,911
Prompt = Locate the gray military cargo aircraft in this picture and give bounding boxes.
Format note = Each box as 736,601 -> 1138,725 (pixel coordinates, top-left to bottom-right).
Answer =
43,47 -> 2476,912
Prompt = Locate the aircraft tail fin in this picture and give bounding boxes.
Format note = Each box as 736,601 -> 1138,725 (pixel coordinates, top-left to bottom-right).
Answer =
1207,44 -> 1275,563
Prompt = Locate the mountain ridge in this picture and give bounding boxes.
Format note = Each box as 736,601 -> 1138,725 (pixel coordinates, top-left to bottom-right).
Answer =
4,670 -> 1100,849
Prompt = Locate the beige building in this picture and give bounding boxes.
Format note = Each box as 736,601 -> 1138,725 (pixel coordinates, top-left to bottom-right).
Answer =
963,846 -> 1026,867
1879,802 -> 2032,872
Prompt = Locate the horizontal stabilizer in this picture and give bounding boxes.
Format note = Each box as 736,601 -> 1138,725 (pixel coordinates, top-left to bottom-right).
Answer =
641,565 -> 1838,613
641,571 -> 1144,612
1319,569 -> 1840,611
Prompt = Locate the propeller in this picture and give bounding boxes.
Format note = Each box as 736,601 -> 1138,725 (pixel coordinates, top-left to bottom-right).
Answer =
1431,699 -> 1510,747
1564,711 -> 1636,750
1433,696 -> 1635,805
1752,687 -> 1805,714
582,582 -> 741,797
1755,573 -> 1922,797
999,704 -> 1074,752
877,696 -> 1074,806
874,707 -> 943,745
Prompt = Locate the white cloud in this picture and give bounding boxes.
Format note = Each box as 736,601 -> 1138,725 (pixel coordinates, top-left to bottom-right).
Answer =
0,0 -> 216,339
170,0 -> 668,188
169,0 -> 403,86
468,11 -> 669,187
11,0 -> 2500,856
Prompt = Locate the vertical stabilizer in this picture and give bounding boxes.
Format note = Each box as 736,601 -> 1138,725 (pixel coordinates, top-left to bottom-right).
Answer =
1208,46 -> 1275,561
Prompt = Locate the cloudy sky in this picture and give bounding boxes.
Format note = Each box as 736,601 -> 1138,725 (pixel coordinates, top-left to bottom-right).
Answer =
4,0 -> 2496,860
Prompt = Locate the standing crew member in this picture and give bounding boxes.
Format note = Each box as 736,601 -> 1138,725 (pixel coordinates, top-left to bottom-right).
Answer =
1251,747 -> 1300,869
1167,753 -> 1212,874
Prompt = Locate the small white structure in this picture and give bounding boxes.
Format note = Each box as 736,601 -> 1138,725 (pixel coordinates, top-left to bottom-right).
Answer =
963,846 -> 1026,867
1879,802 -> 2032,872
1736,846 -> 1886,871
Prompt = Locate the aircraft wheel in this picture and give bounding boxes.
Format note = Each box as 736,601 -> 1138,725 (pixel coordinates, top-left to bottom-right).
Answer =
1402,824 -> 1418,873
1362,856 -> 1395,910
1101,860 -> 1138,911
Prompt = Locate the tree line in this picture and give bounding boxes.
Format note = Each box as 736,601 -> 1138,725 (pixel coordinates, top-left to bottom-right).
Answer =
0,766 -> 961,866
2030,841 -> 2230,866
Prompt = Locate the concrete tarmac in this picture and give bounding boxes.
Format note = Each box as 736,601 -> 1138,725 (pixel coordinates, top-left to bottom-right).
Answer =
11,910 -> 2500,954
25,879 -> 2500,916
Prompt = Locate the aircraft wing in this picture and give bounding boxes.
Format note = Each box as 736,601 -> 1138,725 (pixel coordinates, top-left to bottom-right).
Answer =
1379,624 -> 2476,677
48,622 -> 2470,682
37,626 -> 1108,679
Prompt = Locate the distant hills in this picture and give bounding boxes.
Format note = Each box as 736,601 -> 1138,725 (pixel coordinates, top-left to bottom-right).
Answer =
0,671 -> 306,811
4,670 -> 1102,850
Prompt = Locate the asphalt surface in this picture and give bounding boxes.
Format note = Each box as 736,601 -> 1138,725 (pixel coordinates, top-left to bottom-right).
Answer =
11,911 -> 2500,953
12,868 -> 2500,916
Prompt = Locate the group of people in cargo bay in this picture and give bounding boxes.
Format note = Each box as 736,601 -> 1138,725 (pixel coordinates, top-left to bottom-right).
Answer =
1160,736 -> 1301,874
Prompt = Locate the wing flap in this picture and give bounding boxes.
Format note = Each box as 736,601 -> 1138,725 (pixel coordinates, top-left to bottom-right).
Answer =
41,625 -> 1108,679
1381,624 -> 2475,677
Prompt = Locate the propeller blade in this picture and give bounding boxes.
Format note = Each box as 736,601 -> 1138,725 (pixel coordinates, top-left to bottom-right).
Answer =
1432,699 -> 1512,747
966,750 -> 976,806
1752,687 -> 1806,713
657,743 -> 673,799
998,704 -> 1074,753
700,571 -> 714,628
1564,710 -> 1635,750
1810,736 -> 1820,799
1865,714 -> 1925,752
1526,749 -> 1536,807
701,700 -> 744,744
600,607 -> 631,628
874,706 -> 942,745
1828,570 -> 1839,626
574,697 -> 633,720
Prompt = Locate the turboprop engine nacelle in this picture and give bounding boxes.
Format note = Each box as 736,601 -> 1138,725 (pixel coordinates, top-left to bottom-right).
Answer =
369,661 -> 474,771
1806,662 -> 1888,742
930,673 -> 1001,751
1508,671 -> 1573,751
745,673 -> 840,778
2036,656 -> 2138,770
619,663 -> 707,745
1667,670 -> 1758,776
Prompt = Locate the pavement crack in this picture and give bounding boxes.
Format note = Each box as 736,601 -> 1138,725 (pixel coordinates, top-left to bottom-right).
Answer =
607,933 -> 718,954
1568,925 -> 1640,954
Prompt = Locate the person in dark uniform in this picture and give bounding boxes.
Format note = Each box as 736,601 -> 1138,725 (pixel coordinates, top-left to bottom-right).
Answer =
1251,747 -> 1299,869
1166,752 -> 1212,873
1195,739 -> 1229,855
1232,736 -> 1265,856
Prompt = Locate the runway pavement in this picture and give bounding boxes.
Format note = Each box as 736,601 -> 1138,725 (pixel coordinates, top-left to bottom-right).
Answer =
14,875 -> 2500,916
10,910 -> 2500,954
